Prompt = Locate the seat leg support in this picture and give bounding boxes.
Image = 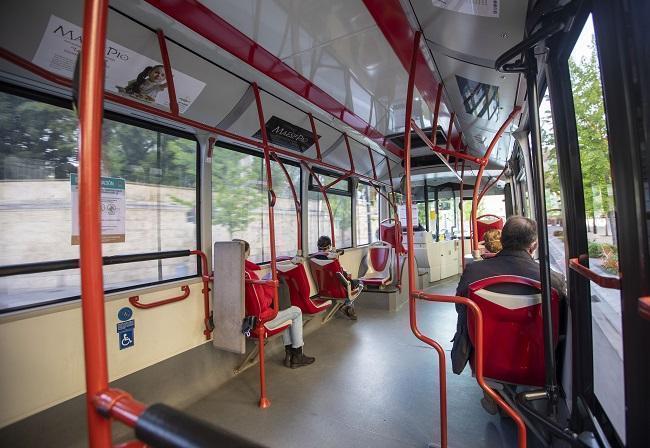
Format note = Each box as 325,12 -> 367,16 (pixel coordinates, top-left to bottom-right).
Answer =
322,301 -> 344,324
233,343 -> 261,375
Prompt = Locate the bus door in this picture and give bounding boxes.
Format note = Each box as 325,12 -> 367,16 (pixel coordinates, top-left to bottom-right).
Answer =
545,2 -> 650,446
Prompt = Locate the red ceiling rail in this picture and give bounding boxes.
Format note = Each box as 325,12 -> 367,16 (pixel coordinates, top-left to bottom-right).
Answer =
343,134 -> 356,173
639,297 -> 650,321
307,113 -> 322,161
156,29 -> 179,116
432,87 -> 443,147
470,106 -> 522,255
403,32 -> 526,448
0,48 -> 392,190
129,285 -> 191,309
445,112 -> 456,153
569,255 -> 621,290
145,0 -> 404,159
367,146 -> 378,180
77,0 -> 112,445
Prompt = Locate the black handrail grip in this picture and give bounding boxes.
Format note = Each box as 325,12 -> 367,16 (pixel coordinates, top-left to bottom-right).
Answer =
135,403 -> 266,448
495,21 -> 566,72
0,250 -> 192,277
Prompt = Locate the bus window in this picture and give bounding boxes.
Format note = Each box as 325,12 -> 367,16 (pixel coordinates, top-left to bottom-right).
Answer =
437,187 -> 457,240
211,146 -> 300,263
308,172 -> 352,250
569,15 -> 625,443
356,182 -> 379,246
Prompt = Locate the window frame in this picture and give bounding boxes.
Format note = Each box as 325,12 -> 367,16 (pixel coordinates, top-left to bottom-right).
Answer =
210,141 -> 302,265
307,168 -> 354,250
0,84 -> 202,314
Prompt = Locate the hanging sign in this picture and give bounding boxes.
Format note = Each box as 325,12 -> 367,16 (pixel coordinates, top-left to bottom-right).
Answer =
253,116 -> 318,153
32,15 -> 206,113
432,0 -> 500,18
71,174 -> 126,244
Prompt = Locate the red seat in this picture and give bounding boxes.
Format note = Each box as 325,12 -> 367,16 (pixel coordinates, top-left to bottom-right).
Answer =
467,275 -> 560,387
475,214 -> 504,243
277,261 -> 332,314
360,241 -> 393,287
244,269 -> 291,338
308,254 -> 362,301
380,220 -> 407,253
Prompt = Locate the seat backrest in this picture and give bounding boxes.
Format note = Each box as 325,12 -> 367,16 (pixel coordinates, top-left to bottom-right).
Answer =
467,275 -> 560,387
380,220 -> 406,253
243,268 -> 267,320
368,242 -> 392,272
308,255 -> 348,299
475,215 -> 504,243
277,262 -> 323,314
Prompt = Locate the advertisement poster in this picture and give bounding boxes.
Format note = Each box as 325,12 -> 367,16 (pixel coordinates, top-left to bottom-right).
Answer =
33,15 -> 206,113
433,0 -> 500,18
71,174 -> 126,244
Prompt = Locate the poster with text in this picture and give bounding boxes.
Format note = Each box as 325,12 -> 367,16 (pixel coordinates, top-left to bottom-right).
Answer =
71,174 -> 126,244
433,0 -> 500,18
398,204 -> 420,228
33,15 -> 206,113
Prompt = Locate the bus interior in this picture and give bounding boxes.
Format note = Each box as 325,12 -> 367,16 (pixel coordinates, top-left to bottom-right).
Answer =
0,0 -> 648,447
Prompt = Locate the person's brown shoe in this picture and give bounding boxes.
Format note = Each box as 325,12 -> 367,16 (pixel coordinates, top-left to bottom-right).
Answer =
290,346 -> 315,368
341,305 -> 358,320
284,345 -> 292,368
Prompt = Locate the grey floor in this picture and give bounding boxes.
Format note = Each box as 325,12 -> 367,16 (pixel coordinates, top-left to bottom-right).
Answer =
181,276 -> 524,448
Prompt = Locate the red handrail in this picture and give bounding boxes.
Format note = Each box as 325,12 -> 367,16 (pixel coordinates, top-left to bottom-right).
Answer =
568,255 -> 621,290
403,32 -> 526,448
129,285 -> 191,309
639,297 -> 650,321
190,250 -> 214,340
156,29 -> 179,116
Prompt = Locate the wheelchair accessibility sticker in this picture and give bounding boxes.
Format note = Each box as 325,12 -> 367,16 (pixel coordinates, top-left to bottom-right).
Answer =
117,319 -> 135,350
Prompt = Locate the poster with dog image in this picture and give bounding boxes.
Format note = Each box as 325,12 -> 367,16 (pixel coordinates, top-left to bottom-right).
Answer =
32,15 -> 206,113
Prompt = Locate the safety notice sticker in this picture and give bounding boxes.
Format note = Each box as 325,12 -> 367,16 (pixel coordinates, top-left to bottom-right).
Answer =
432,0 -> 500,18
71,174 -> 126,244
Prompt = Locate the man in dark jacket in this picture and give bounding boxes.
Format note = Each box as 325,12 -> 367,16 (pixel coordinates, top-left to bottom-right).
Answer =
450,216 -> 566,411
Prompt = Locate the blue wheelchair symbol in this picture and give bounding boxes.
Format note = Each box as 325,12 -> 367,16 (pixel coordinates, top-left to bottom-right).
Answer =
119,330 -> 134,349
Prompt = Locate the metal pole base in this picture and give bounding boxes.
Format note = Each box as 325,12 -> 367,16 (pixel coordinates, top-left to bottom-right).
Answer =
258,397 -> 271,409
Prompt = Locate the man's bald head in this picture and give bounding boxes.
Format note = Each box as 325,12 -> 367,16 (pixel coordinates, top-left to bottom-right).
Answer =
501,216 -> 538,252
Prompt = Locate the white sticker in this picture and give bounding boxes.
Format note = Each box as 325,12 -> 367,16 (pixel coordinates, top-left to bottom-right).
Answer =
71,174 -> 126,244
398,204 -> 420,228
33,15 -> 206,113
432,0 -> 500,18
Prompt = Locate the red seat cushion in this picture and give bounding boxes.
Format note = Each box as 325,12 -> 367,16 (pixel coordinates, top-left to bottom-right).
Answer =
309,256 -> 349,300
467,275 -> 560,386
476,216 -> 504,243
369,246 -> 390,271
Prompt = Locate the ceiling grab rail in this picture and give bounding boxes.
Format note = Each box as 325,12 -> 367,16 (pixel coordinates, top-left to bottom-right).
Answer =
568,255 -> 621,290
251,82 -> 280,409
129,285 -> 191,309
0,49 -> 394,190
444,112 -> 456,162
477,163 -> 509,204
404,32 -> 527,448
410,120 -> 483,165
307,113 -> 322,161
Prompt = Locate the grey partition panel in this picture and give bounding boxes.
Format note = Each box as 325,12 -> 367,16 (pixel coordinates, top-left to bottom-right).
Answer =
212,241 -> 246,354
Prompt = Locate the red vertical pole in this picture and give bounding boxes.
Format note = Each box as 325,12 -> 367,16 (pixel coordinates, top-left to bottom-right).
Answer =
385,155 -> 401,287
432,87 -> 443,147
156,29 -> 179,116
308,113 -> 322,161
403,32 -> 448,448
252,83 -> 277,409
459,160 -> 466,270
271,153 -> 302,254
470,107 -> 521,255
304,163 -> 336,248
445,113 -> 455,152
78,0 -> 111,446
343,133 -> 355,173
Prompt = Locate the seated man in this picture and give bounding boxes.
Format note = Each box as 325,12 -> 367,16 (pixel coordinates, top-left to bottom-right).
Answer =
238,240 -> 315,369
450,217 -> 566,410
313,235 -> 360,320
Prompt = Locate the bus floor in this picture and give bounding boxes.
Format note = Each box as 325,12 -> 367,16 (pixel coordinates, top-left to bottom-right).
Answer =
175,275 -> 540,448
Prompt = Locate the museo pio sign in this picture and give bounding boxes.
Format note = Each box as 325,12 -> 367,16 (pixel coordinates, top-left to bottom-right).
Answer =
253,116 -> 318,153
